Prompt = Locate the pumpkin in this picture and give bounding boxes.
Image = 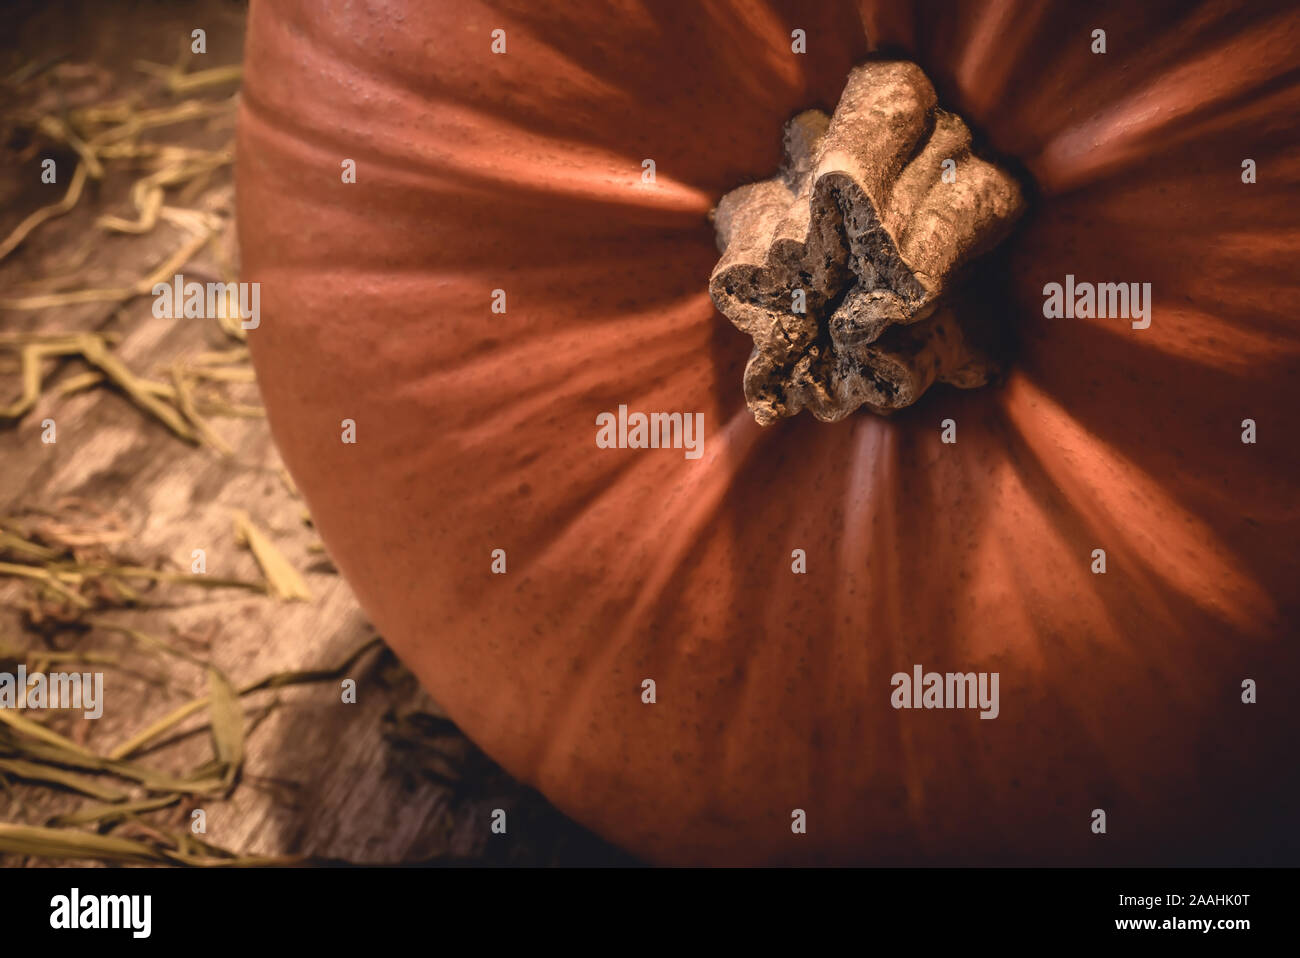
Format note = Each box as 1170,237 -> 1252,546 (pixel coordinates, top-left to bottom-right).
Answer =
235,0 -> 1299,865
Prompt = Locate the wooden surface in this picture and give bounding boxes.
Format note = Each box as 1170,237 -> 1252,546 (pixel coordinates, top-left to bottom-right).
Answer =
0,0 -> 628,866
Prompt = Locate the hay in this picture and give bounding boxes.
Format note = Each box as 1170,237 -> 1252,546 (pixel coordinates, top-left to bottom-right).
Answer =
0,45 -> 412,870
0,634 -> 382,865
0,47 -> 249,442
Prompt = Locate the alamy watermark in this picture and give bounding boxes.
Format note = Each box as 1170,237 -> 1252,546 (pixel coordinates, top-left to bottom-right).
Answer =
0,666 -> 103,719
596,404 -> 704,460
1042,274 -> 1151,329
891,664 -> 999,719
50,888 -> 150,938
152,272 -> 260,329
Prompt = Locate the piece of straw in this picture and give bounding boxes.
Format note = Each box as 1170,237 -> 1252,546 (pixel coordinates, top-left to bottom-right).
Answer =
231,510 -> 312,601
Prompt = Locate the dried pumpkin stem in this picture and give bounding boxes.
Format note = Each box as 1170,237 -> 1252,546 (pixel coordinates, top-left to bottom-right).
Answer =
710,61 -> 1026,423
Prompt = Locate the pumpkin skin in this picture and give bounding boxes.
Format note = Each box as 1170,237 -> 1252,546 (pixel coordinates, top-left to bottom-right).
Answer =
236,0 -> 1300,865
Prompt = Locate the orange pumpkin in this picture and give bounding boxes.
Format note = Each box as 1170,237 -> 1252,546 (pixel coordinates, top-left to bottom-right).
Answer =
236,0 -> 1300,864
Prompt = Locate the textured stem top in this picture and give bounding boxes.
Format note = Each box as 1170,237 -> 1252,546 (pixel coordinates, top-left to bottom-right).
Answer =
709,61 -> 1025,424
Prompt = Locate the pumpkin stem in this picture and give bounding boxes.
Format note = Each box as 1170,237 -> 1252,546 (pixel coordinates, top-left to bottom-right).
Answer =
709,61 -> 1026,424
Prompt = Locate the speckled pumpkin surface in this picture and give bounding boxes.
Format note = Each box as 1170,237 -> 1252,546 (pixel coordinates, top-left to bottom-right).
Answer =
236,0 -> 1299,864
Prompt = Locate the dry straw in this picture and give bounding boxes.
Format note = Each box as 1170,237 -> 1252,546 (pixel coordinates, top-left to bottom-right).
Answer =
1,49 -> 249,447
0,54 -> 366,865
